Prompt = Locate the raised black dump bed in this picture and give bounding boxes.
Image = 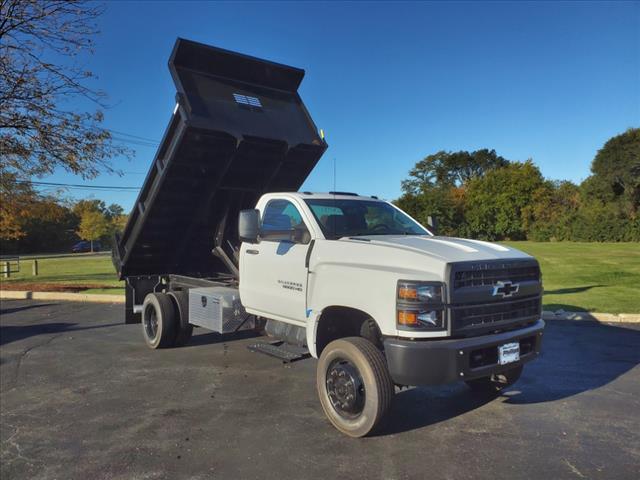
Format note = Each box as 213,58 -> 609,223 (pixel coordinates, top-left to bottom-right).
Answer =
113,38 -> 326,287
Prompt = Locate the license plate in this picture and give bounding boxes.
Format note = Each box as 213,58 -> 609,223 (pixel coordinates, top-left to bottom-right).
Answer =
498,342 -> 520,365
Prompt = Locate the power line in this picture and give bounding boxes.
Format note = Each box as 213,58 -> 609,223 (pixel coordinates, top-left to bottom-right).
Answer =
111,136 -> 159,148
101,129 -> 161,148
106,129 -> 160,144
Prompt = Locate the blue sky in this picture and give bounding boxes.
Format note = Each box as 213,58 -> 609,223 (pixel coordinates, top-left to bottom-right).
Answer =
47,1 -> 639,210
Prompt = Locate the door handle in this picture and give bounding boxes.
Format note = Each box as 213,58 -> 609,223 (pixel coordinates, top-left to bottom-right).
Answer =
246,249 -> 259,255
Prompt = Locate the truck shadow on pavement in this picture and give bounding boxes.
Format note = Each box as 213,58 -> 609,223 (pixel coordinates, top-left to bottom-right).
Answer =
378,319 -> 640,435
0,303 -> 57,316
502,319 -> 640,404
0,321 -> 121,347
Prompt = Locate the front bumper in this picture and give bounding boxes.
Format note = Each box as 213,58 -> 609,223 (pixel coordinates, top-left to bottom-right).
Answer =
383,319 -> 545,386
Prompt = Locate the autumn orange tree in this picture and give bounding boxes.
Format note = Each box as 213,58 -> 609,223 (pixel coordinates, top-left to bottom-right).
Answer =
0,172 -> 37,240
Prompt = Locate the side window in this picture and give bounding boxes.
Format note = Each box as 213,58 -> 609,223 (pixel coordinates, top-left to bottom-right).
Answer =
262,199 -> 309,243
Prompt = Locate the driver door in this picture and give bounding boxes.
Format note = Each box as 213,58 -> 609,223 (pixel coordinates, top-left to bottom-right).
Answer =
240,199 -> 312,325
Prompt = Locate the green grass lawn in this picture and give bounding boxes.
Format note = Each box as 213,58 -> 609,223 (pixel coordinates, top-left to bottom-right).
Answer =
2,243 -> 639,313
503,242 -> 639,314
0,254 -> 124,295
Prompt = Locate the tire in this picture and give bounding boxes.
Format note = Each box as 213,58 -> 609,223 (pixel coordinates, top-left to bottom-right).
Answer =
465,365 -> 523,393
141,293 -> 177,349
359,317 -> 383,349
317,337 -> 394,437
167,291 -> 193,346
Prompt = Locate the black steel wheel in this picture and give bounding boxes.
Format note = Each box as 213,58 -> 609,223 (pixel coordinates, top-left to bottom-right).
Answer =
465,365 -> 524,393
317,337 -> 394,437
326,358 -> 366,419
141,293 -> 177,349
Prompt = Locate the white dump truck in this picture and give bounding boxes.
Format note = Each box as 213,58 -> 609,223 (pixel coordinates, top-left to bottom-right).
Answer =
113,38 -> 545,437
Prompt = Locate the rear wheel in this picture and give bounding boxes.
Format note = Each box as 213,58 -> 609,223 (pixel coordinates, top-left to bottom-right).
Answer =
141,293 -> 177,349
465,365 -> 523,393
317,337 -> 394,437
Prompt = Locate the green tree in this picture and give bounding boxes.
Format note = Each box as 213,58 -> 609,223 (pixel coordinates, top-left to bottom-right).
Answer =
465,161 -> 545,240
588,128 -> 640,215
398,149 -> 508,236
77,209 -> 109,252
402,149 -> 508,193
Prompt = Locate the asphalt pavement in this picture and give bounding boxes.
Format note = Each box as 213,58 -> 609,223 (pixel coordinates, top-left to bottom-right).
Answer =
1,300 -> 639,480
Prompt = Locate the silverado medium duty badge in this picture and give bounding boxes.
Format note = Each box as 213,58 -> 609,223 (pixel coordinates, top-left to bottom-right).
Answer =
493,280 -> 520,298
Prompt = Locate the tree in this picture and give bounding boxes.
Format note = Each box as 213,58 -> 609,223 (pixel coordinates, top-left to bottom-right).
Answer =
396,186 -> 466,237
72,199 -> 106,218
105,203 -> 124,220
523,180 -> 581,241
465,161 -> 545,240
398,149 -> 508,236
0,171 -> 37,240
588,128 -> 640,215
0,0 -> 131,179
401,149 -> 509,194
77,209 -> 109,251
18,196 -> 76,252
111,214 -> 128,234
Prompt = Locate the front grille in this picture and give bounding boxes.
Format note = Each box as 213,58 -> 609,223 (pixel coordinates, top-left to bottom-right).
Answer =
451,296 -> 541,332
453,263 -> 540,289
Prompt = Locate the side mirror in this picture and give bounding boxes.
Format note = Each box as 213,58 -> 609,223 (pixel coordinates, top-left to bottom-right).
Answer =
427,216 -> 438,235
239,209 -> 260,243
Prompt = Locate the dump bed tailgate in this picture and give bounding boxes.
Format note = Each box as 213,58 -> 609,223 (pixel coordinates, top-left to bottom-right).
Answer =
113,39 -> 327,279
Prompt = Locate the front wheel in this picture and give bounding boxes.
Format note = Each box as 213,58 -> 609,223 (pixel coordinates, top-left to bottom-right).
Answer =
316,337 -> 394,437
465,365 -> 523,393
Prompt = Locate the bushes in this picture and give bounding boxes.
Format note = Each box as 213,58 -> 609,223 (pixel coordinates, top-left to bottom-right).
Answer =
570,204 -> 640,242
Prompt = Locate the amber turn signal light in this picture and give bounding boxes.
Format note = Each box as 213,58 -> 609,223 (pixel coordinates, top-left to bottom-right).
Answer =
398,287 -> 418,300
397,310 -> 419,326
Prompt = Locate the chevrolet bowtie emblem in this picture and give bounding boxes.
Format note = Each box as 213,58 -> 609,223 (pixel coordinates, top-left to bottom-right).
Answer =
493,281 -> 519,298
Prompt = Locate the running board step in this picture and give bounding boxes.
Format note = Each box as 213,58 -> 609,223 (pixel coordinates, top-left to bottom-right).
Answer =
247,341 -> 310,363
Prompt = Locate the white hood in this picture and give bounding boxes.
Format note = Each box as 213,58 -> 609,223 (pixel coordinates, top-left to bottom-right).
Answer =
343,235 -> 532,263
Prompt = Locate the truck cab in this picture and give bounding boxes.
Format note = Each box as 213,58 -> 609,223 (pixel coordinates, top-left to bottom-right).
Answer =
237,192 -> 544,435
114,39 -> 544,437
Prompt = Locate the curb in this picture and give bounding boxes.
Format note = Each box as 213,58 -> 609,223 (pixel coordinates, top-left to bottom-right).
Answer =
0,290 -> 124,304
542,310 -> 640,324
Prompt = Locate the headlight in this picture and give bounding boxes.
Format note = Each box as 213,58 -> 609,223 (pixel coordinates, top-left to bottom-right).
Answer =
396,281 -> 446,331
397,282 -> 443,303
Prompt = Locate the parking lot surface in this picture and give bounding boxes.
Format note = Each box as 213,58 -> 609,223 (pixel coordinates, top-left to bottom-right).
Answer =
1,300 -> 639,479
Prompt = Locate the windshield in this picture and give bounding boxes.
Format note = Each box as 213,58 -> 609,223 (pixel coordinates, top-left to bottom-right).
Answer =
304,199 -> 430,239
